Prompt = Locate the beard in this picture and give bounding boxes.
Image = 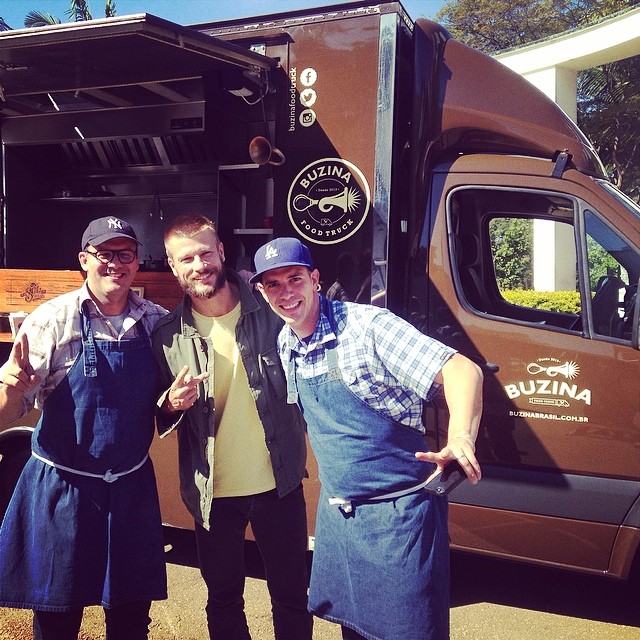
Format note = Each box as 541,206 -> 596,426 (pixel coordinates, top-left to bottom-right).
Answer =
179,266 -> 227,299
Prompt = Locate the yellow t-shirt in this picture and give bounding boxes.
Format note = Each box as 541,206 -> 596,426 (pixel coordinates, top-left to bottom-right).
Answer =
192,304 -> 276,497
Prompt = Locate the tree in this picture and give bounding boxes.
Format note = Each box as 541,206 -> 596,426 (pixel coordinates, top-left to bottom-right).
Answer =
9,1 -> 116,29
436,0 -> 634,54
67,0 -> 93,21
489,218 -> 534,290
24,11 -> 61,28
586,236 -> 623,290
578,58 -> 640,198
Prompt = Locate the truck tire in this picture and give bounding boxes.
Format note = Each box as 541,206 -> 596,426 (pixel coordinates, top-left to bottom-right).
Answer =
0,435 -> 31,524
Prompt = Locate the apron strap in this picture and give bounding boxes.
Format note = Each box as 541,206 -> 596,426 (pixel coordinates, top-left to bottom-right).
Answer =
328,478 -> 431,514
286,296 -> 341,404
31,450 -> 149,483
81,304 -> 98,378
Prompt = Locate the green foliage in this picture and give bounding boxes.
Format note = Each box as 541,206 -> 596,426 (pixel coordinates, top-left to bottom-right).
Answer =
578,58 -> 640,199
489,218 -> 533,290
586,236 -> 624,290
436,0 -> 633,55
502,289 -> 581,313
66,0 -> 92,22
17,1 -> 116,29
24,11 -> 61,27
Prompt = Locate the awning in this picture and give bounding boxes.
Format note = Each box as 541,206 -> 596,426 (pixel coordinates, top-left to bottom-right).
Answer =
0,13 -> 275,116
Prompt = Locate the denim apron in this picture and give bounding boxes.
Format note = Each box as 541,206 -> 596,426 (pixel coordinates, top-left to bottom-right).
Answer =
288,303 -> 450,640
0,307 -> 167,612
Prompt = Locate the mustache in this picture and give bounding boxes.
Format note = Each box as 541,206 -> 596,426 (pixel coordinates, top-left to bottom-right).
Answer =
181,266 -> 227,298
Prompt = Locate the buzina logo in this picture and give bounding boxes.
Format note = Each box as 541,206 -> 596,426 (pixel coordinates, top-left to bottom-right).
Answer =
504,357 -> 591,407
287,158 -> 370,245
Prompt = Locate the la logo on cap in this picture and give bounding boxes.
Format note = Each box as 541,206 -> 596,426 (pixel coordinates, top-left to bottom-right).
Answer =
265,244 -> 279,260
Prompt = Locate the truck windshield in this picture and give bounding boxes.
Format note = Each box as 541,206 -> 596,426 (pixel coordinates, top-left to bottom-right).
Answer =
596,180 -> 640,221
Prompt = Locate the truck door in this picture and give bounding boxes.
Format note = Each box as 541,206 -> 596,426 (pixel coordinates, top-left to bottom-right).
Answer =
426,161 -> 640,578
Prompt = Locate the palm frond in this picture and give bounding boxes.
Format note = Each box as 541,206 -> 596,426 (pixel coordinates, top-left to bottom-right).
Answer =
24,10 -> 62,28
66,0 -> 92,22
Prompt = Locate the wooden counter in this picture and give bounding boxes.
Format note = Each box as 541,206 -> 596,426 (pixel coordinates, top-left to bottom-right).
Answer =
0,269 -> 183,342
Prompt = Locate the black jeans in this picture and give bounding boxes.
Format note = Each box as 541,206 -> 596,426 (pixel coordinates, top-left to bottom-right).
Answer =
33,601 -> 151,640
342,626 -> 367,639
195,485 -> 312,640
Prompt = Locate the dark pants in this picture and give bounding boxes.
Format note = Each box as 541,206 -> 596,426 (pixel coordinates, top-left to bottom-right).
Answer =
342,626 -> 367,639
33,601 -> 151,640
195,485 -> 312,640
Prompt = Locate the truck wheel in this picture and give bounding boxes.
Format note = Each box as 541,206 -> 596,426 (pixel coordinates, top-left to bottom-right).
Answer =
0,437 -> 31,523
630,548 -> 640,587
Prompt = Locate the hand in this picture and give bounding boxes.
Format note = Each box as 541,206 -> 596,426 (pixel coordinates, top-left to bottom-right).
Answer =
2,333 -> 40,396
415,435 -> 481,485
165,365 -> 209,413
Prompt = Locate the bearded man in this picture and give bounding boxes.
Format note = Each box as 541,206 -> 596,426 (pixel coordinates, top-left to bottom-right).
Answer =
151,214 -> 312,640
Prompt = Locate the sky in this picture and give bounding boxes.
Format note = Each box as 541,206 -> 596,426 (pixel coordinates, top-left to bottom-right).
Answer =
0,0 -> 447,28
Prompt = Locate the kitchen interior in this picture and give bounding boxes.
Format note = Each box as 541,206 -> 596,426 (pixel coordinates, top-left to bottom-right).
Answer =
0,16 -> 282,278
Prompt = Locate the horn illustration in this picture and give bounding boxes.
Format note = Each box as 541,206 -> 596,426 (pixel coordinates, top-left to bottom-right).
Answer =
318,188 -> 351,213
249,136 -> 285,166
293,187 -> 359,213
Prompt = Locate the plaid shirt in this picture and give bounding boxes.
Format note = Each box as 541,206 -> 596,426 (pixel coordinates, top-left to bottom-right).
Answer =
278,297 -> 456,430
1,283 -> 167,414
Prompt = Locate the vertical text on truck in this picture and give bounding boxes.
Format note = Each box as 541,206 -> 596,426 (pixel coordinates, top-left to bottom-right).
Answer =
0,1 -> 637,581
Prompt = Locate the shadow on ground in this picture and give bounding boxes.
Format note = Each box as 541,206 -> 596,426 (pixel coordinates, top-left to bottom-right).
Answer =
450,551 -> 639,628
164,526 -> 638,630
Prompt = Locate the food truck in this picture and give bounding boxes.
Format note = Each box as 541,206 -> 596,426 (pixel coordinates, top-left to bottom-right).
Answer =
0,1 -> 638,581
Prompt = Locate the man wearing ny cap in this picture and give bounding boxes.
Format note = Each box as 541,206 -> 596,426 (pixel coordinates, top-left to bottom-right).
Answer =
0,216 -> 167,639
252,237 -> 484,640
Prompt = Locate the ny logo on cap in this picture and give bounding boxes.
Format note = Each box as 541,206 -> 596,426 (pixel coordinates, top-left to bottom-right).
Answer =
107,217 -> 123,230
264,244 -> 279,260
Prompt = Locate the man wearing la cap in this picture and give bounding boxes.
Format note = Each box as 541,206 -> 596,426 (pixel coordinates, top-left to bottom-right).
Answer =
0,216 -> 167,639
252,237 -> 484,640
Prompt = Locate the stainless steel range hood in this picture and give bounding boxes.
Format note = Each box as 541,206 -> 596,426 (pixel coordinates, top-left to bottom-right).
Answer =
0,14 -> 276,167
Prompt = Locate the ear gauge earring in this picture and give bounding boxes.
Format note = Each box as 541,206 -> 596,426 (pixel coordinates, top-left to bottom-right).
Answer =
316,284 -> 321,292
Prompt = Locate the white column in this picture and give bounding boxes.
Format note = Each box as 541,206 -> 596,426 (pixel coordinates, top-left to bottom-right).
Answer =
533,220 -> 576,291
526,66 -> 578,291
522,66 -> 577,121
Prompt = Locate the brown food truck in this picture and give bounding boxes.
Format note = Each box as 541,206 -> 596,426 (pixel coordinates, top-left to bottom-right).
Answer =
0,1 -> 638,581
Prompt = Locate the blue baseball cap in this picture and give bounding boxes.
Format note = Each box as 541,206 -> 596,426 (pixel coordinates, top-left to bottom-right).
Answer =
250,237 -> 313,283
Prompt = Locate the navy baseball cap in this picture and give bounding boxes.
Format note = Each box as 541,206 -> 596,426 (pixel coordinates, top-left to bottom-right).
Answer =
250,237 -> 313,283
81,216 -> 142,250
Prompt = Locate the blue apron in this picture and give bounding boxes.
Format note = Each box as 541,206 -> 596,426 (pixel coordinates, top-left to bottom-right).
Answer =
0,307 -> 167,612
289,302 -> 450,640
